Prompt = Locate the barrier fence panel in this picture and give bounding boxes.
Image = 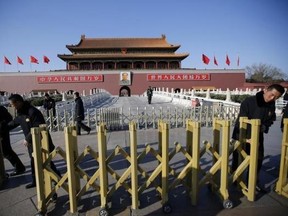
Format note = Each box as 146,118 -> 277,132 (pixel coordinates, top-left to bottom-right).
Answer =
198,119 -> 233,208
32,125 -> 69,215
31,116 -> 287,215
275,118 -> 288,198
230,117 -> 260,201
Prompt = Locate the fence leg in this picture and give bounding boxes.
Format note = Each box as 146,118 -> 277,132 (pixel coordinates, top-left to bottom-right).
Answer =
32,128 -> 46,214
276,119 -> 288,198
218,120 -> 230,203
186,120 -> 200,205
129,122 -> 139,214
246,119 -> 260,201
65,126 -> 80,213
40,126 -> 53,199
98,123 -> 108,210
161,122 -> 169,206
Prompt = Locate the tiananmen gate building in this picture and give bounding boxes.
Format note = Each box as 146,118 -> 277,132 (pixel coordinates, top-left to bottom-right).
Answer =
0,35 -> 246,96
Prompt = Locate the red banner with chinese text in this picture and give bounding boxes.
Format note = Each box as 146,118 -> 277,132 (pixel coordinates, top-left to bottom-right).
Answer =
37,74 -> 103,83
147,73 -> 210,81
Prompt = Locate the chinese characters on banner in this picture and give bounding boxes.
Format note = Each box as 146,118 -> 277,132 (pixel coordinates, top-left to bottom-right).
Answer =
147,73 -> 210,81
37,74 -> 103,83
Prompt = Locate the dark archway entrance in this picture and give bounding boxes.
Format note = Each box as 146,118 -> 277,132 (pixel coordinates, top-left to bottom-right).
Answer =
119,86 -> 131,97
174,88 -> 181,93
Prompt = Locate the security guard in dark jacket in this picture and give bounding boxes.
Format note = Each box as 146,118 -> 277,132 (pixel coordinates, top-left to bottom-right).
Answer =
74,92 -> 91,135
0,105 -> 25,176
231,84 -> 285,191
7,94 -> 61,189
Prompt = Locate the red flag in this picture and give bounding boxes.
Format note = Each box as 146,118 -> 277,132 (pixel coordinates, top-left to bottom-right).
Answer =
17,56 -> 24,65
214,56 -> 218,66
30,56 -> 39,64
43,55 -> 50,64
237,56 -> 240,66
4,56 -> 11,65
202,54 -> 210,65
226,55 -> 230,66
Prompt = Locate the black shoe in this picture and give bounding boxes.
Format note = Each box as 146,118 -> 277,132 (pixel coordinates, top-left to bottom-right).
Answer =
87,128 -> 91,135
10,168 -> 26,176
256,184 -> 267,193
51,193 -> 58,202
25,182 -> 36,189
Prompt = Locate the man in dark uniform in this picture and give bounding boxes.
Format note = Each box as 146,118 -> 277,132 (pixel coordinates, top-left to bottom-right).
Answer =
0,105 -> 25,176
146,86 -> 153,104
8,94 -> 61,189
74,92 -> 91,135
43,93 -> 56,126
231,84 -> 285,192
43,93 -> 56,117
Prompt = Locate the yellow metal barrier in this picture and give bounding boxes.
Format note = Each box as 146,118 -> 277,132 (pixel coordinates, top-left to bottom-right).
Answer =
230,117 -> 260,201
31,117 -> 281,215
275,118 -> 288,198
32,125 -> 68,215
198,118 -> 232,208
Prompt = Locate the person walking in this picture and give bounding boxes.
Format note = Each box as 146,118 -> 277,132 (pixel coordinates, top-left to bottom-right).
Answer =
146,86 -> 153,104
231,84 -> 285,192
7,94 -> 61,189
74,92 -> 91,135
43,93 -> 56,117
0,105 -> 25,176
43,93 -> 56,126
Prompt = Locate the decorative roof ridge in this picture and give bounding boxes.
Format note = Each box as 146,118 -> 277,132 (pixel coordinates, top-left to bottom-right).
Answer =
78,33 -> 166,41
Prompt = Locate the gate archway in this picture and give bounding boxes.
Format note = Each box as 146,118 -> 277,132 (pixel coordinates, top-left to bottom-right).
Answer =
119,86 -> 131,97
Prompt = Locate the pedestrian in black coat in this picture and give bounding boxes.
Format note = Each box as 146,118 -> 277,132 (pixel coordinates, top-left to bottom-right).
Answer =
43,93 -> 56,117
146,86 -> 153,104
7,94 -> 61,189
0,105 -> 25,176
231,84 -> 285,192
43,93 -> 56,127
74,92 -> 91,135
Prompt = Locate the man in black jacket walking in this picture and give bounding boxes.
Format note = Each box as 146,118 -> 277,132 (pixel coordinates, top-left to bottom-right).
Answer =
0,105 -> 25,176
231,84 -> 285,192
8,94 -> 61,189
74,92 -> 91,135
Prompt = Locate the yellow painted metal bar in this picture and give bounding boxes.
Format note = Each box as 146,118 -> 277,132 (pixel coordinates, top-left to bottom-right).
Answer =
186,119 -> 193,189
161,121 -> 169,205
187,120 -> 200,206
212,119 -> 221,193
65,126 -> 79,213
39,125 -> 53,199
97,123 -> 108,209
276,118 -> 288,198
246,119 -> 260,201
31,127 -> 46,213
218,120 -> 230,201
129,122 -> 139,211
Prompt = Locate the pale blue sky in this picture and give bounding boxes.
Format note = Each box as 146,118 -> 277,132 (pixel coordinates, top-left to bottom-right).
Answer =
1,0 -> 288,75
